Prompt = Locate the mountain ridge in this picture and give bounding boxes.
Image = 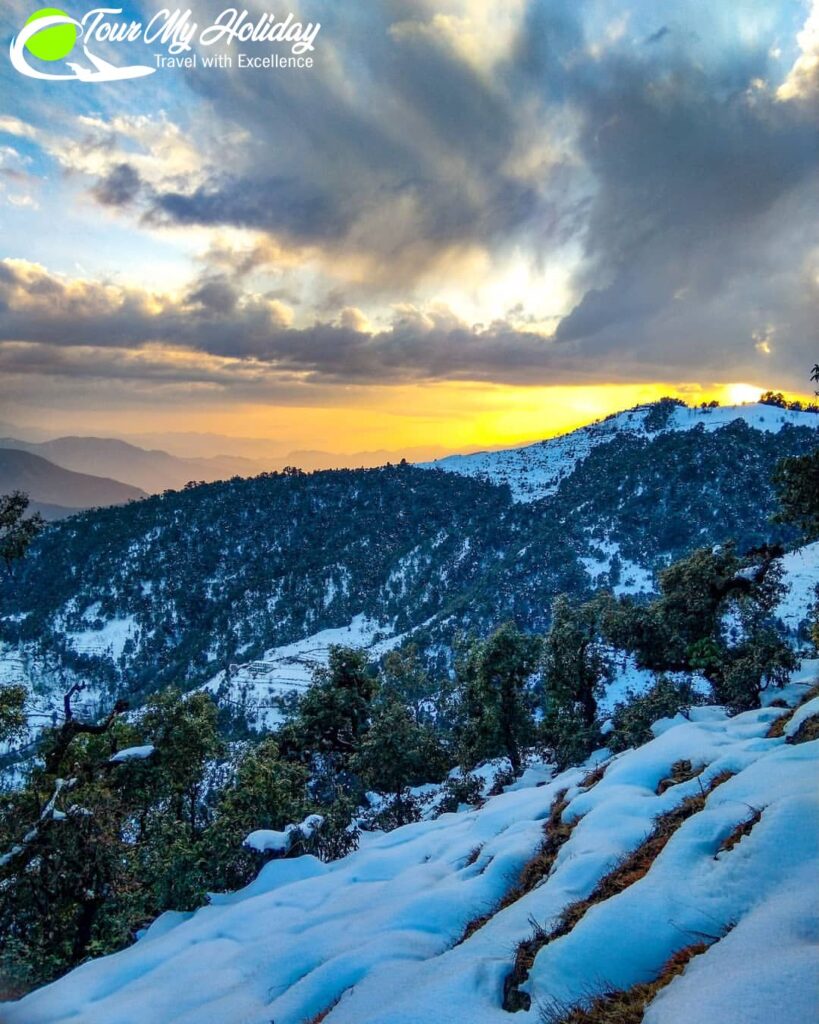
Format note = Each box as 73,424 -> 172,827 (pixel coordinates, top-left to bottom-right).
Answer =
1,401 -> 816,732
424,401 -> 819,501
0,449 -> 146,515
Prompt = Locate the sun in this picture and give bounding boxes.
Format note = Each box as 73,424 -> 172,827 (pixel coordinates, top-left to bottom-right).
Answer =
725,383 -> 762,405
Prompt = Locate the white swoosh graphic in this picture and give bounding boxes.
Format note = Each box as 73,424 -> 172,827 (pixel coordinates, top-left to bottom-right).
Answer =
10,14 -> 156,82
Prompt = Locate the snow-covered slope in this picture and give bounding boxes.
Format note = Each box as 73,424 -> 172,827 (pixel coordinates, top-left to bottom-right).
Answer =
423,404 -> 819,502
8,668 -> 818,1024
203,615 -> 408,730
775,542 -> 819,635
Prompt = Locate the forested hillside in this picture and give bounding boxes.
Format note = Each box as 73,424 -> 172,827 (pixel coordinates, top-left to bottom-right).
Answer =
1,409 -> 815,718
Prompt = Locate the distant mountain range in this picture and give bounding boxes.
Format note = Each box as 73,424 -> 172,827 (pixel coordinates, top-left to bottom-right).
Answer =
1,400 -> 817,725
0,437 -> 266,495
0,449 -> 146,519
0,436 -> 462,497
2,400 -> 816,522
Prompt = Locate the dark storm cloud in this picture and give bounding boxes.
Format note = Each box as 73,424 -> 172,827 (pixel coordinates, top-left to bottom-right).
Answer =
137,0 -> 552,265
186,275 -> 240,314
510,0 -> 819,382
91,163 -> 144,207
0,260 -> 591,386
126,0 -> 819,385
8,0 -> 819,391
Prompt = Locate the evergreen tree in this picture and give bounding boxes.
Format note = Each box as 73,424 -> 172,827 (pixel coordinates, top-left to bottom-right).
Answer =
139,689 -> 222,835
0,684 -> 27,745
289,646 -> 377,760
774,448 -> 819,542
379,644 -> 433,722
456,623 -> 540,774
351,695 -> 449,825
541,596 -> 608,768
601,544 -> 794,711
0,492 -> 43,575
0,689 -> 226,990
205,737 -> 311,891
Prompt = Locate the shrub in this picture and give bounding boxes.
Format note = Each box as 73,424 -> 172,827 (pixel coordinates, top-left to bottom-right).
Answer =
608,677 -> 703,753
436,772 -> 483,814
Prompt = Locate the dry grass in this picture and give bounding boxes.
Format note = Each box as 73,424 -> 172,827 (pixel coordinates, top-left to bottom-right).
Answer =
767,683 -> 819,738
303,995 -> 343,1023
464,844 -> 484,867
766,712 -> 790,738
538,941 -> 712,1024
457,789 -> 578,946
656,758 -> 703,794
716,809 -> 762,856
502,770 -> 734,1012
789,714 -> 819,745
579,762 -> 608,790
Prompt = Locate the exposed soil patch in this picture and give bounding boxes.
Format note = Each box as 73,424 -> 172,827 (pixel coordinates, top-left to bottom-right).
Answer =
656,759 -> 703,795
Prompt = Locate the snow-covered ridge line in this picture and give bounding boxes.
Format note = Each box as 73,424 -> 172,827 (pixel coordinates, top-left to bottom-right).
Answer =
8,665 -> 818,1024
420,403 -> 819,502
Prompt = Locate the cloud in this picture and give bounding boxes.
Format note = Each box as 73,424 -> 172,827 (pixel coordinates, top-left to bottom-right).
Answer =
115,0 -> 817,377
513,0 -> 819,383
777,0 -> 819,100
2,0 -> 816,398
91,163 -> 144,207
0,115 -> 38,140
0,258 -> 583,386
1,255 -> 812,393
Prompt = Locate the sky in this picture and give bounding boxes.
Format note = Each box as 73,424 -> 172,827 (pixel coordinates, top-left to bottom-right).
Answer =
0,0 -> 817,459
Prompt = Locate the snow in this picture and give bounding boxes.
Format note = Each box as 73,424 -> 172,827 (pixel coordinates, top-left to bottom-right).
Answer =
244,827 -> 291,854
245,814 -> 325,855
0,643 -> 106,781
785,696 -> 819,739
761,658 -> 819,707
599,650 -> 710,715
422,403 -> 819,503
109,745 -> 155,763
775,542 -> 819,635
203,615 -> 414,730
66,614 -> 138,661
6,663 -> 818,1024
578,538 -> 656,596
